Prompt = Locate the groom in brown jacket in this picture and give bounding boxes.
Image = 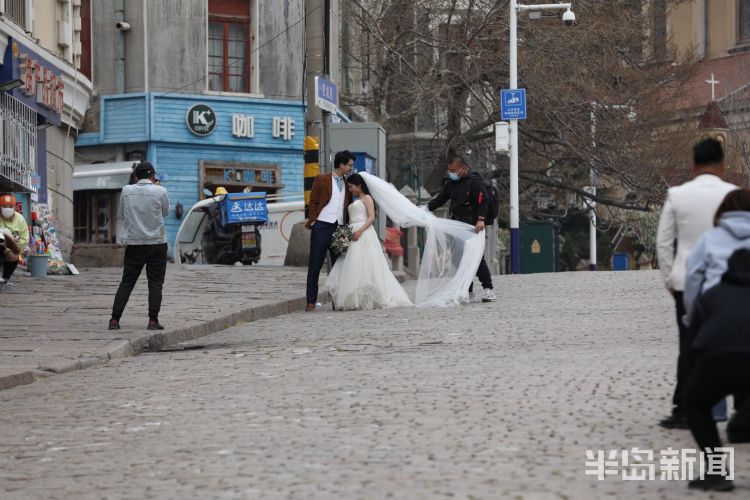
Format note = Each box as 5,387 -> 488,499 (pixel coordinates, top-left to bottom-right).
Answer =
305,150 -> 355,311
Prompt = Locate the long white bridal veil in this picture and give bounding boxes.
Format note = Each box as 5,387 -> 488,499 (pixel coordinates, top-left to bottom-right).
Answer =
360,172 -> 485,307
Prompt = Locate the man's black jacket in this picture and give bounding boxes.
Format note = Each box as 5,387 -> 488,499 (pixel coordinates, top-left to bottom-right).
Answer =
689,269 -> 750,358
427,171 -> 488,225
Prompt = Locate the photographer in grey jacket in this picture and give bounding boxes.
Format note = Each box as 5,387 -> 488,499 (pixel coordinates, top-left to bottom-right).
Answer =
109,162 -> 169,331
683,188 -> 750,324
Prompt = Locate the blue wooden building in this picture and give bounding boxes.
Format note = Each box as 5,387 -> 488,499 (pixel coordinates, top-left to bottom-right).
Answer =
74,93 -> 304,256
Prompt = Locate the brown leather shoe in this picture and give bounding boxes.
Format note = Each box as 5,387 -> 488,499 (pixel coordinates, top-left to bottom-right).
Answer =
147,319 -> 165,330
305,303 -> 316,312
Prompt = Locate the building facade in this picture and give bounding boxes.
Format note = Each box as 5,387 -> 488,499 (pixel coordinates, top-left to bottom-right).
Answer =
661,0 -> 750,185
76,93 -> 303,253
73,0 -> 305,262
0,0 -> 92,256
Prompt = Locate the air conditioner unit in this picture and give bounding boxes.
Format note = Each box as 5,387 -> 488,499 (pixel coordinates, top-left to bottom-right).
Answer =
73,17 -> 81,31
57,20 -> 72,47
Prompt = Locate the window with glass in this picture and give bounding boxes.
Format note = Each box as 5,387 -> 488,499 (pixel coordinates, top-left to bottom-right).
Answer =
4,0 -> 27,28
652,0 -> 667,58
741,0 -> 750,42
208,13 -> 252,93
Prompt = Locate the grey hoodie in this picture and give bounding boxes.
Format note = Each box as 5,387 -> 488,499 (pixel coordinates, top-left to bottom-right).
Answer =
683,211 -> 750,324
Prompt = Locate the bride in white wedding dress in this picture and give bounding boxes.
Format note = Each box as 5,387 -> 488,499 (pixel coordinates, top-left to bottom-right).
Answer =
325,173 -> 413,310
326,171 -> 485,309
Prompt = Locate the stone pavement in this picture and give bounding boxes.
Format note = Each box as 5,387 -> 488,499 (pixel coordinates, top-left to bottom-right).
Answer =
0,265 -> 326,391
1,270 -> 747,499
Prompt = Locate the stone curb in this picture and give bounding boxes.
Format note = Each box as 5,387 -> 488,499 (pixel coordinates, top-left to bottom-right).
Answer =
0,291 -> 330,392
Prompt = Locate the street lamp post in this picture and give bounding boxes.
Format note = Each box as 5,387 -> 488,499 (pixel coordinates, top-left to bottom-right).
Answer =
589,104 -> 598,271
508,1 -> 573,274
588,103 -> 634,271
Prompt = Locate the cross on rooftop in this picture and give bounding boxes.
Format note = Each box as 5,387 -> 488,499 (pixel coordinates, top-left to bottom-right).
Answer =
706,73 -> 720,101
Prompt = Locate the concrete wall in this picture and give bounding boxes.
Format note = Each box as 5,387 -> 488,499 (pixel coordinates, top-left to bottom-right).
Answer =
669,0 -> 741,60
89,0 -> 302,100
91,0 -> 121,94
146,0 -> 207,93
258,0 -> 305,99
34,0 -> 58,57
668,2 -> 696,59
91,0 -> 205,95
70,244 -> 126,267
707,0 -> 737,59
45,127 -> 77,258
125,0 -> 148,93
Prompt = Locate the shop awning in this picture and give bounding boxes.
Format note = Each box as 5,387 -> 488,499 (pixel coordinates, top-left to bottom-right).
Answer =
73,162 -> 136,191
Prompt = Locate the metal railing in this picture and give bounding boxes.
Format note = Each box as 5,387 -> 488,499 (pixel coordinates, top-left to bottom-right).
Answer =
0,92 -> 38,191
2,0 -> 27,29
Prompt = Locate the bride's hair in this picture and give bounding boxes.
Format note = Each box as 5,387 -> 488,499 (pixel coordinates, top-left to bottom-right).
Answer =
346,173 -> 370,196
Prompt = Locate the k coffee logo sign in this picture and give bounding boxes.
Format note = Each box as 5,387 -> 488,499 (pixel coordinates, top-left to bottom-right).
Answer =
186,104 -> 216,136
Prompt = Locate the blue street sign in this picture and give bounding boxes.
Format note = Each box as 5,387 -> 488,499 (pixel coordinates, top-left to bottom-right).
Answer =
315,76 -> 338,113
500,89 -> 527,120
221,192 -> 269,225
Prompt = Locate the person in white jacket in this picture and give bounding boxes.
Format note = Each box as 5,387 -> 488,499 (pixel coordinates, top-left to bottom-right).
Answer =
655,138 -> 737,430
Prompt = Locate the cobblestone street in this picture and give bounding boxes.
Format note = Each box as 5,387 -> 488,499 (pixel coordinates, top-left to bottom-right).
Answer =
1,271 -> 748,499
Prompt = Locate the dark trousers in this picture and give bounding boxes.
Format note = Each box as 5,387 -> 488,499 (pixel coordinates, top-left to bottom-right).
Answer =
306,221 -> 339,305
2,247 -> 19,280
476,256 -> 493,289
112,243 -> 168,321
672,292 -> 727,419
2,259 -> 18,280
672,291 -> 692,413
683,354 -> 750,452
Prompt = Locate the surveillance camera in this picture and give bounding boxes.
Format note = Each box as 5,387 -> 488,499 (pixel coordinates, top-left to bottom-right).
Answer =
115,21 -> 131,31
562,9 -> 576,27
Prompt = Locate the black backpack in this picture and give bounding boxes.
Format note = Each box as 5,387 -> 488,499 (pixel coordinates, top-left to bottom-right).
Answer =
469,172 -> 500,226
483,179 -> 500,226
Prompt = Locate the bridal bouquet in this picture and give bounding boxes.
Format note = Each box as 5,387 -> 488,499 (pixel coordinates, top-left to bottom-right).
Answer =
331,225 -> 354,256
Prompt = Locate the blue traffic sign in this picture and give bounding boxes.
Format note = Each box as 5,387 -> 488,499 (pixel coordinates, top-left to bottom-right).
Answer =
315,76 -> 338,113
500,89 -> 527,120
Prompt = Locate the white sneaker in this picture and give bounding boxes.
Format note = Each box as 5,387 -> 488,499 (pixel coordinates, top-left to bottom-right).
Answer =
481,288 -> 496,302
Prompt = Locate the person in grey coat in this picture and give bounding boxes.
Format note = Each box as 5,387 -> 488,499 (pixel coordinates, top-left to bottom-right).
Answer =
109,162 -> 170,331
684,188 -> 750,323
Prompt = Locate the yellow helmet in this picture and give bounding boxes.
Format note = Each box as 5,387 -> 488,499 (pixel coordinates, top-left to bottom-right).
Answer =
214,187 -> 228,195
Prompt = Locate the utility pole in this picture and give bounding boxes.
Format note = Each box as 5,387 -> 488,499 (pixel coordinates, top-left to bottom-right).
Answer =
508,0 -> 520,274
305,0 -> 325,169
304,0 -> 336,171
589,104 -> 598,271
508,1 -> 574,274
